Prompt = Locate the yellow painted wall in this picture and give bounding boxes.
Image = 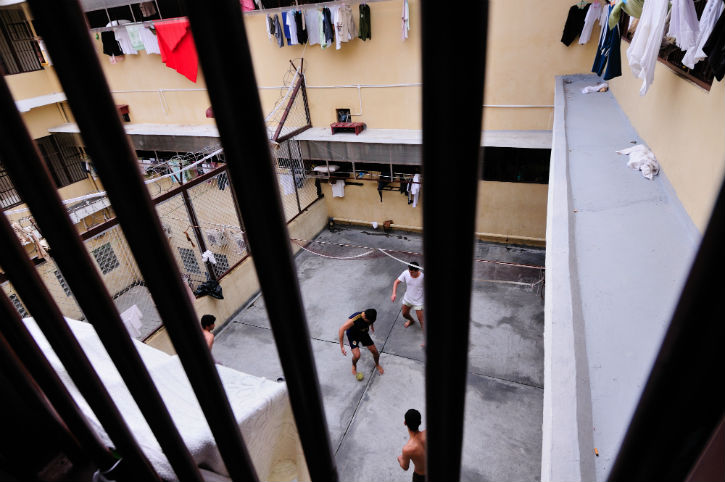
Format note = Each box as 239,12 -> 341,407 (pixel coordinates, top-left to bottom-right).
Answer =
4,67 -> 62,101
78,0 -> 600,131
20,104 -> 68,139
609,62 -> 725,232
323,177 -> 547,245
483,0 -> 601,130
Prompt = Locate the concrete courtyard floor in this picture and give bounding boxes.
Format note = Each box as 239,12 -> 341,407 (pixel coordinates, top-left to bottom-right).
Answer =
213,227 -> 545,482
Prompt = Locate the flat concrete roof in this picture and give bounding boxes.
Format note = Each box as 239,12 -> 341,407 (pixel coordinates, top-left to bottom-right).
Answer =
49,122 -> 221,138
295,127 -> 553,149
542,75 -> 700,482
15,92 -> 67,113
214,228 -> 546,482
48,122 -> 551,149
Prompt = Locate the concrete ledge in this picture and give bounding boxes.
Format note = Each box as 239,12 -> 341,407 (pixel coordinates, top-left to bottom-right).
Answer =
541,76 -> 594,482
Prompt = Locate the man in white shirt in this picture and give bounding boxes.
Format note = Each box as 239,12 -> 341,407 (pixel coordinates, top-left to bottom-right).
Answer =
391,261 -> 424,331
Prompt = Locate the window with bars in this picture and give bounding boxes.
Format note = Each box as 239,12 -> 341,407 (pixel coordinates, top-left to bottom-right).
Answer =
35,136 -> 88,188
0,6 -> 44,75
8,292 -> 29,318
211,252 -> 230,278
54,270 -> 72,297
177,246 -> 202,274
91,242 -> 120,275
0,161 -> 22,209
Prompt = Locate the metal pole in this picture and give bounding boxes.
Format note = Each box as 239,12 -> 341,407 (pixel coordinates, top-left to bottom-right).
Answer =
0,330 -> 85,465
421,1 -> 489,481
181,0 -> 338,480
607,179 -> 725,482
0,71 -> 200,482
182,188 -> 217,281
0,226 -> 157,480
0,290 -> 116,472
25,2 -> 259,480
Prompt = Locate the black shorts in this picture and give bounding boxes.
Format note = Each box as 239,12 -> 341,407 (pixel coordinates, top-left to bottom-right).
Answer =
346,330 -> 373,349
412,472 -> 425,482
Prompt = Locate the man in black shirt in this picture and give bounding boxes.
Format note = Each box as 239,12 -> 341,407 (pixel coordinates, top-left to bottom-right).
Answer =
339,309 -> 384,377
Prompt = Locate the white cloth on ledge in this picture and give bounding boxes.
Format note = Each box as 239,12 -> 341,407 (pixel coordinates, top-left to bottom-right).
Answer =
23,317 -> 309,482
617,144 -> 660,180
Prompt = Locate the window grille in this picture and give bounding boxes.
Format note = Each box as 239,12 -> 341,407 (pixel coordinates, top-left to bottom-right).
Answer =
91,242 -> 120,275
54,270 -> 72,297
0,7 -> 43,75
0,161 -> 21,209
9,292 -> 29,318
177,246 -> 202,274
211,253 -> 230,278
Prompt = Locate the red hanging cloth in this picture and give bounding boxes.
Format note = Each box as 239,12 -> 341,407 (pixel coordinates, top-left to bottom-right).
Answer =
154,18 -> 198,83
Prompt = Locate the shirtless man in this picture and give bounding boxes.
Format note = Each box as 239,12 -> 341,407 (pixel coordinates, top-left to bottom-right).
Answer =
338,309 -> 384,376
391,261 -> 424,330
398,408 -> 426,482
201,314 -> 216,349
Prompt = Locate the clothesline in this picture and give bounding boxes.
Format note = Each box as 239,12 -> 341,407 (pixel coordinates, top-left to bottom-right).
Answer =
88,0 -> 393,32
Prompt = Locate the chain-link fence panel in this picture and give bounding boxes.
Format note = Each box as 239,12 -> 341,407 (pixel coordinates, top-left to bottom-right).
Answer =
187,169 -> 248,279
84,224 -> 162,340
155,192 -> 210,289
273,139 -> 321,222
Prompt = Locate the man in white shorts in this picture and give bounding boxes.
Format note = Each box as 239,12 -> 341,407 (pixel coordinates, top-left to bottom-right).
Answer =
391,261 -> 424,330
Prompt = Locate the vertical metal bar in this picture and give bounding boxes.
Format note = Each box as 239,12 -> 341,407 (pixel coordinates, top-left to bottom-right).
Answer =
0,230 -> 157,479
0,291 -> 116,472
0,71 -> 201,482
25,2 -> 259,481
182,188 -> 217,281
607,180 -> 725,482
181,1 -> 338,480
421,1 -> 488,481
0,329 -> 85,465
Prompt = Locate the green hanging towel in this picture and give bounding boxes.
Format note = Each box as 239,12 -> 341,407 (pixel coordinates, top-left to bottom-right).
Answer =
609,0 -> 645,30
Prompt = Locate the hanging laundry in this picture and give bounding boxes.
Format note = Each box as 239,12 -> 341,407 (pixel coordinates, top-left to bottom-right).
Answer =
667,0 -> 699,51
265,14 -> 273,40
295,11 -> 308,44
286,10 -> 299,45
106,20 -> 137,55
592,5 -> 621,81
410,174 -> 420,208
377,176 -> 390,202
155,19 -> 199,83
101,31 -> 123,56
578,1 -> 602,45
359,3 -> 371,40
703,9 -> 725,80
322,7 -> 335,47
125,24 -> 145,51
608,0 -> 645,30
402,0 -> 410,41
305,8 -> 321,45
682,0 -> 725,69
626,0 -> 668,95
139,1 -> 157,17
240,0 -> 255,12
332,179 -> 345,198
281,11 -> 293,45
139,27 -> 160,55
561,3 -> 590,46
333,4 -> 357,50
273,14 -> 285,47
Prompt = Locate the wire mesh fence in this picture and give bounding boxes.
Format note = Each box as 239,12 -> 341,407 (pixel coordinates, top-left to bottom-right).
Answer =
6,155 -> 322,341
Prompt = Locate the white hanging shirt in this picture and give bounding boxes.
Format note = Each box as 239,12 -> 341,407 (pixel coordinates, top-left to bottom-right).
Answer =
305,8 -> 321,45
579,1 -> 603,45
397,269 -> 424,306
107,20 -> 137,54
331,179 -> 345,197
402,0 -> 410,41
139,26 -> 160,55
681,0 -> 725,69
286,10 -> 299,45
667,0 -> 699,51
626,0 -> 669,96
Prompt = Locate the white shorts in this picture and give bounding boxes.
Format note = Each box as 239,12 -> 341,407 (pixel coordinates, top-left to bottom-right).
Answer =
403,300 -> 423,311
